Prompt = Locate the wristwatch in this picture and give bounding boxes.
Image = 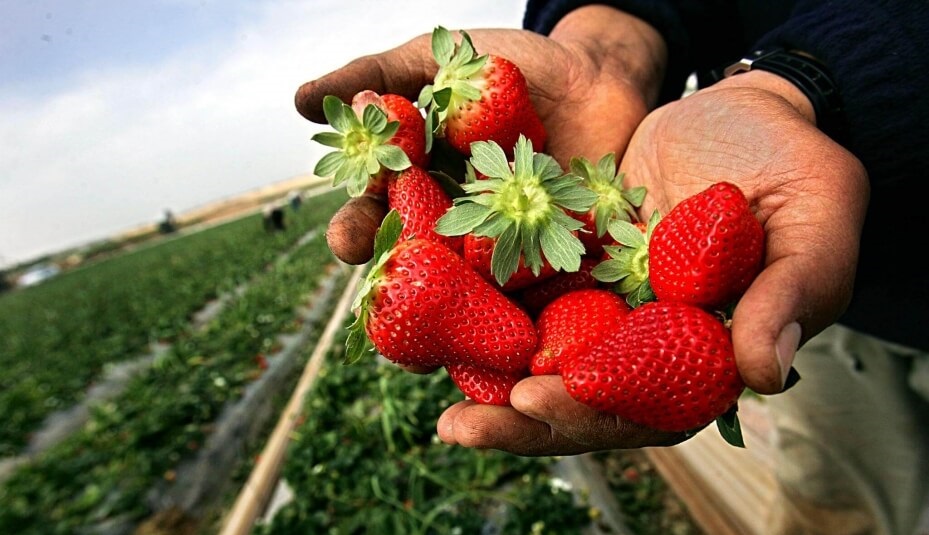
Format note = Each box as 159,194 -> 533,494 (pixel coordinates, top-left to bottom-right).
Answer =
720,48 -> 847,144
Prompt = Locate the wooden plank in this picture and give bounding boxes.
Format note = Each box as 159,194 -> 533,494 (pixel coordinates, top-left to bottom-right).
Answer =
645,397 -> 777,535
217,263 -> 365,535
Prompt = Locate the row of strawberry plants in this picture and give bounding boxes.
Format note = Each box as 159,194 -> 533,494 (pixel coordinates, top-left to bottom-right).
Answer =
0,188 -> 347,456
0,210 -> 350,534
253,322 -> 593,535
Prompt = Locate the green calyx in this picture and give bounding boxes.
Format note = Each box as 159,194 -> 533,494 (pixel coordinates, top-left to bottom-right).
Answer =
312,95 -> 411,197
344,210 -> 404,364
591,210 -> 660,308
569,153 -> 647,237
417,26 -> 487,153
435,135 -> 598,286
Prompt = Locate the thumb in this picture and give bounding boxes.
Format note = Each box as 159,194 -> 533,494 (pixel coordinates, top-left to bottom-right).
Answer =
295,34 -> 435,124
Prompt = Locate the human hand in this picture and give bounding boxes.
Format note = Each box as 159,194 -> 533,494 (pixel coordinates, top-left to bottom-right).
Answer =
296,6 -> 666,264
438,70 -> 868,455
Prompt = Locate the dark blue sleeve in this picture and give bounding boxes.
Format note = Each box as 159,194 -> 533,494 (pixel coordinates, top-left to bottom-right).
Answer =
754,0 -> 929,188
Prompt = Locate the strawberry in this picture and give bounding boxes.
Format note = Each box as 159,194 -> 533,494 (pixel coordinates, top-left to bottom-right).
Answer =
434,136 -> 597,287
445,364 -> 528,406
346,210 -> 538,374
312,91 -> 427,197
530,288 -> 631,376
387,165 -> 463,255
562,301 -> 744,432
568,153 -> 647,257
418,26 -> 546,158
649,181 -> 764,309
516,256 -> 600,316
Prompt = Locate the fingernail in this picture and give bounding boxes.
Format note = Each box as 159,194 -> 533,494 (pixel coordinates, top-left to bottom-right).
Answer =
776,322 -> 801,389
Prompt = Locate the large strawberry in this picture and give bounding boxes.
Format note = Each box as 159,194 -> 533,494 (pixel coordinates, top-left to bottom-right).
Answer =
568,153 -> 647,257
313,91 -> 428,197
530,288 -> 631,376
418,26 -> 546,158
445,364 -> 528,406
562,301 -> 744,432
346,210 -> 537,374
434,136 -> 597,288
649,181 -> 764,309
593,182 -> 764,310
387,165 -> 463,255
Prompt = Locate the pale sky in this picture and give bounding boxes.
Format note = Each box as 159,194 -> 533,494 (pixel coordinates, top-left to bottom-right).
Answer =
0,0 -> 527,268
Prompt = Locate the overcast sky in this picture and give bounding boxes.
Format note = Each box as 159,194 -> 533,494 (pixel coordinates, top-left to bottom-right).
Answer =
0,0 -> 526,268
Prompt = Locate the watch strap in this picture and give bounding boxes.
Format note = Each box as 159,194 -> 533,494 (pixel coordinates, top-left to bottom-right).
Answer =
719,49 -> 847,144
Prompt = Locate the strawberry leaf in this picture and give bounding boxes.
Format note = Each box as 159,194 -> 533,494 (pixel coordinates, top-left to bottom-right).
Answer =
435,203 -> 491,235
373,209 -> 403,262
344,315 -> 372,365
490,225 -> 521,285
715,404 -> 745,448
374,144 -> 411,171
540,224 -> 586,273
311,131 -> 344,148
314,151 -> 347,178
431,26 -> 456,67
362,104 -> 388,132
608,220 -> 646,248
470,140 -> 511,178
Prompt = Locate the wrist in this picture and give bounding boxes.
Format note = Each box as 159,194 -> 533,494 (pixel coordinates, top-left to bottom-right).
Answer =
549,5 -> 667,108
712,49 -> 847,143
712,69 -> 817,125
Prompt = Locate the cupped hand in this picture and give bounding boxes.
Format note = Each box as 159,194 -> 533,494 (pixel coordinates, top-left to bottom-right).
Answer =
297,6 -> 665,264
438,70 -> 869,456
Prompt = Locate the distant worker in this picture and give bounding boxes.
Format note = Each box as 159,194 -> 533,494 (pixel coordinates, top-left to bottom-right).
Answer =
289,190 -> 303,211
262,203 -> 286,232
158,209 -> 177,234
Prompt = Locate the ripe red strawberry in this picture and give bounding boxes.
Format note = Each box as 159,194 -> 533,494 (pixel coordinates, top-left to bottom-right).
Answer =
418,26 -> 546,158
649,182 -> 764,309
530,288 -> 631,376
346,210 -> 538,374
313,91 -> 428,197
562,301 -> 745,432
353,91 -> 429,170
387,165 -> 463,255
568,153 -> 647,257
516,256 -> 600,317
435,136 -> 597,288
446,364 -> 528,406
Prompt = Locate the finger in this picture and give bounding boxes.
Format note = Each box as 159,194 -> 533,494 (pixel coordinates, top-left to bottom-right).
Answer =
295,34 -> 435,124
436,399 -> 590,456
437,377 -> 686,456
733,152 -> 869,394
510,376 -> 686,449
325,193 -> 387,265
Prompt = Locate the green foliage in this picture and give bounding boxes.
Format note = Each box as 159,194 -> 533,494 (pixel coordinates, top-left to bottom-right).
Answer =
0,192 -> 350,534
0,189 -> 347,456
